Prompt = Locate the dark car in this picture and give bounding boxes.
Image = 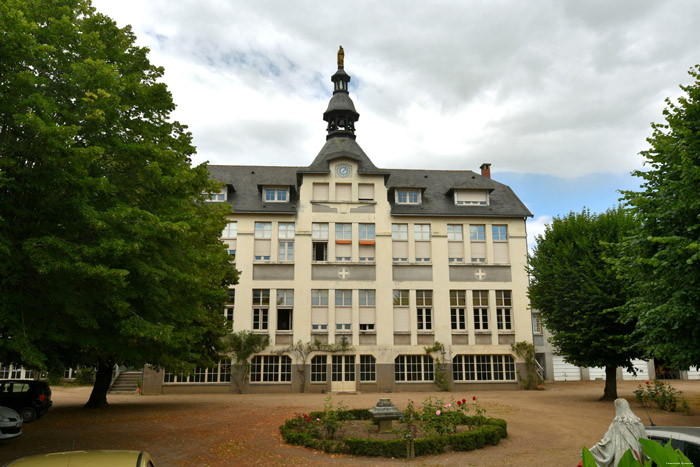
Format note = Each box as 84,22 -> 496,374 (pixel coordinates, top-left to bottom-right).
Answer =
645,426 -> 700,465
0,380 -> 52,423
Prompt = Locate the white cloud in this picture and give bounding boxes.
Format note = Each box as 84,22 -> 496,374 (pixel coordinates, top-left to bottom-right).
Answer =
527,215 -> 553,254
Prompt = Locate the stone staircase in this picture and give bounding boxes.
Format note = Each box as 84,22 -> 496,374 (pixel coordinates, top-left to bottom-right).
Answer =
109,370 -> 141,394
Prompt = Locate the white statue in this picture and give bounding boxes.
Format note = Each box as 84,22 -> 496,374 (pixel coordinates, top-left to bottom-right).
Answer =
588,398 -> 647,466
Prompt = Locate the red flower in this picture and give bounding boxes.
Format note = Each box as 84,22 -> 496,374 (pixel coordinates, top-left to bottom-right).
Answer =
646,381 -> 650,385
655,392 -> 659,395
462,398 -> 467,403
302,413 -> 308,418
473,396 -> 476,401
457,400 -> 462,406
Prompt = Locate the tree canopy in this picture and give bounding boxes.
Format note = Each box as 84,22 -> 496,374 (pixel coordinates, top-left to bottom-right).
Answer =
619,65 -> 700,371
528,208 -> 639,400
0,0 -> 237,407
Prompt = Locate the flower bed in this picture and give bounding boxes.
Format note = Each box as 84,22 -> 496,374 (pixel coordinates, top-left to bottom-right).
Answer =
279,396 -> 508,458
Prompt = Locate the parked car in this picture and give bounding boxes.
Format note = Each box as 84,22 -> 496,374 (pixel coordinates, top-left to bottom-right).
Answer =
0,381 -> 52,423
0,406 -> 23,440
4,450 -> 156,466
645,426 -> 700,465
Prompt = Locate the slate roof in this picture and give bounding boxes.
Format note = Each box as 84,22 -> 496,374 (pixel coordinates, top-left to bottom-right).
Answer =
298,138 -> 388,177
208,164 -> 532,219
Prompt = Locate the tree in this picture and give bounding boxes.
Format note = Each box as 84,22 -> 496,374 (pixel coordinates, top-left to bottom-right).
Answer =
528,208 -> 639,400
619,65 -> 700,371
227,331 -> 269,394
0,0 -> 237,407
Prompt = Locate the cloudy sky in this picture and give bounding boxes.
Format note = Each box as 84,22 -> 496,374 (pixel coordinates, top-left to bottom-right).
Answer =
92,0 -> 700,246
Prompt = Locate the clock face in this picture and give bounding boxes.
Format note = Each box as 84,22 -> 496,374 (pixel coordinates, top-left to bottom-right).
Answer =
336,164 -> 351,178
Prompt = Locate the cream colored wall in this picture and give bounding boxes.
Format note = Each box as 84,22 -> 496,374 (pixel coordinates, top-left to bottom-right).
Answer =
226,158 -> 531,380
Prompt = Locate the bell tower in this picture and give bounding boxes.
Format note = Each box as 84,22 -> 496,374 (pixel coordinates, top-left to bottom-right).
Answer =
323,46 -> 360,140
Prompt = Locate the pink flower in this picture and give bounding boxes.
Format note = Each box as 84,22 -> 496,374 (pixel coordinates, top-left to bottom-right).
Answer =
436,410 -> 441,415
445,403 -> 451,408
316,418 -> 320,421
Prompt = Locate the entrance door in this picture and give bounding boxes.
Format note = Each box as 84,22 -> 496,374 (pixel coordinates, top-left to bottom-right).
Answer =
331,355 -> 355,392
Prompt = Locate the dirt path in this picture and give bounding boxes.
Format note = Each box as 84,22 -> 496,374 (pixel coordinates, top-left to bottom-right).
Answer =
2,380 -> 699,466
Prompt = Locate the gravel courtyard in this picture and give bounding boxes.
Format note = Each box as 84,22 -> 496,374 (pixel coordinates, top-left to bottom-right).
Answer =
2,380 -> 699,466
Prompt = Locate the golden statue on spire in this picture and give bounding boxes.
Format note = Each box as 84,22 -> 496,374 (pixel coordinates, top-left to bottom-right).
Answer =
337,46 -> 344,67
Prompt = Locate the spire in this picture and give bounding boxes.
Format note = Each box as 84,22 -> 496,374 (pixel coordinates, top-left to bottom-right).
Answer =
323,46 -> 360,140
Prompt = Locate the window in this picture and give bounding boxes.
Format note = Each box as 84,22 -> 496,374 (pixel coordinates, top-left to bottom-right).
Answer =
311,289 -> 329,331
392,224 -> 408,262
394,355 -> 434,382
335,290 -> 352,332
335,183 -> 351,201
276,289 -> 294,331
393,289 -> 410,332
358,183 -> 374,201
396,189 -> 420,204
492,225 -> 508,241
496,290 -> 512,331
359,290 -> 376,331
470,225 -> 485,241
250,355 -> 292,383
264,187 -> 288,202
414,224 -> 431,262
473,290 -> 489,330
454,190 -> 488,205
278,241 -> 294,262
224,306 -> 234,330
450,290 -> 466,330
227,288 -> 235,303
312,183 -> 329,201
532,313 -> 543,334
359,223 -> 375,261
335,223 -> 352,261
416,290 -> 433,331
207,188 -> 226,202
335,289 -> 352,306
311,355 -> 327,382
453,355 -> 515,381
164,359 -> 232,384
252,289 -> 269,330
393,289 -> 409,306
470,225 -> 486,263
493,225 -> 510,264
222,222 -> 237,238
414,224 -> 430,240
312,223 -> 329,262
447,224 -> 463,240
254,222 -> 272,261
360,355 -> 376,382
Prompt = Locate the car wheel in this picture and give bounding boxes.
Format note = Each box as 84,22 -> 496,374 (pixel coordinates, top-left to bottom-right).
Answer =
20,407 -> 37,423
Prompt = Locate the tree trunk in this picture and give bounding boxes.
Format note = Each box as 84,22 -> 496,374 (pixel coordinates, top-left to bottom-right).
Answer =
600,365 -> 618,401
83,361 -> 114,408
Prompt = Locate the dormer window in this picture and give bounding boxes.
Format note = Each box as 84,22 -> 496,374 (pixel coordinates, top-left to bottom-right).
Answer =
206,188 -> 227,202
455,190 -> 488,206
396,189 -> 420,205
263,187 -> 289,202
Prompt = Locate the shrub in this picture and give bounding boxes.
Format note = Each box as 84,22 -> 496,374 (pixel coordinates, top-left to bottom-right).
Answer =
634,380 -> 687,412
75,367 -> 95,385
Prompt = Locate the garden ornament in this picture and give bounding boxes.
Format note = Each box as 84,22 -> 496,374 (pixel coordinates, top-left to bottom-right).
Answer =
587,398 -> 647,467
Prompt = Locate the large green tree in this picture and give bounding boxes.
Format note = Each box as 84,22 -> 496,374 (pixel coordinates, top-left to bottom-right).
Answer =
528,208 -> 639,400
619,65 -> 700,371
0,0 -> 237,407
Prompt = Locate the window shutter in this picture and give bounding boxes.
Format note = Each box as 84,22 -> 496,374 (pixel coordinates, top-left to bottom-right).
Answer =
359,244 -> 375,259
359,307 -> 375,325
335,243 -> 351,258
493,243 -> 509,264
254,239 -> 271,256
358,183 -> 374,200
470,242 -> 486,261
455,190 -> 487,204
335,183 -> 351,201
415,241 -> 431,260
336,307 -> 352,325
448,241 -> 463,259
313,183 -> 329,201
393,308 -> 409,332
392,241 -> 408,259
311,308 -> 328,325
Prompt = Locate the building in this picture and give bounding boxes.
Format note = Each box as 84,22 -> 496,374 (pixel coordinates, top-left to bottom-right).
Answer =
141,48 -> 535,394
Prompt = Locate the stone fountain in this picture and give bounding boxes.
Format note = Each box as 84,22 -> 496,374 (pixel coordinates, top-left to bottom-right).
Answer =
368,398 -> 403,433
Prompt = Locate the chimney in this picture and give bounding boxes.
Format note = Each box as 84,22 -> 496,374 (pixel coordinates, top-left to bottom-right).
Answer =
480,163 -> 491,179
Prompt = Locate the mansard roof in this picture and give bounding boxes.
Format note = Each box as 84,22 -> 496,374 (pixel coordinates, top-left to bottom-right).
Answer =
207,164 -> 532,218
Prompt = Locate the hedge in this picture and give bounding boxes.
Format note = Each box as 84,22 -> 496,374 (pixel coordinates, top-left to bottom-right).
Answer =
280,409 -> 508,458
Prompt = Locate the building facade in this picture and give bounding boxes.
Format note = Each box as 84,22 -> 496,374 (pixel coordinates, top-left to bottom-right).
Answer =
142,49 -> 535,394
